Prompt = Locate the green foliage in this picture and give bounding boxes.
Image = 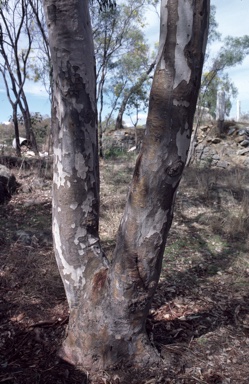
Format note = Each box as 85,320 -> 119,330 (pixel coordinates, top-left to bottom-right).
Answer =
207,5 -> 221,45
101,116 -> 116,132
104,146 -> 124,159
91,0 -> 153,125
198,5 -> 249,121
201,72 -> 238,118
16,112 -> 49,144
108,25 -> 152,118
30,113 -> 49,141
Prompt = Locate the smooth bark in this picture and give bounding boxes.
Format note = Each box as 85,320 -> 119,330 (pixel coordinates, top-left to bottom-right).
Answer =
44,0 -> 210,376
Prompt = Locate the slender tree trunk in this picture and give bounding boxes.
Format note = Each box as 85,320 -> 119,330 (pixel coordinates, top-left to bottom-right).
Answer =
216,90 -> 225,136
13,107 -> 21,157
98,70 -> 105,158
18,98 -> 39,155
115,99 -> 126,130
115,61 -> 156,130
44,0 -> 209,377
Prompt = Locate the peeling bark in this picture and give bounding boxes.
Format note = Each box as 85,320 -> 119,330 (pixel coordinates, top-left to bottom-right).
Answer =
43,0 -> 107,309
43,0 -> 210,376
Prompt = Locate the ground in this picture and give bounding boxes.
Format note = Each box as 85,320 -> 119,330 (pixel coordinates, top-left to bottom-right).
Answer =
0,144 -> 249,383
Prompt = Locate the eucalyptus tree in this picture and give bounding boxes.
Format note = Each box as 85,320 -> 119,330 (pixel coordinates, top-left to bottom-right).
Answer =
105,26 -> 155,130
28,0 -> 51,98
200,34 -> 249,114
0,0 -> 39,154
201,30 -> 249,116
91,0 -> 150,154
201,72 -> 238,119
0,63 -> 21,156
43,0 -> 210,380
187,9 -> 249,164
113,54 -> 155,130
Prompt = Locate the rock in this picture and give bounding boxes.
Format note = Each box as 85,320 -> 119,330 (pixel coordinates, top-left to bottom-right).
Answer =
237,148 -> 249,156
202,147 -> 217,156
243,158 -> 249,166
20,184 -> 32,193
227,126 -> 237,136
31,178 -> 46,189
212,154 -> 220,160
238,129 -> 249,136
200,125 -> 209,132
216,160 -> 229,168
220,148 -> 232,157
13,229 -> 52,246
211,138 -> 222,144
25,150 -> 36,157
14,230 -> 34,245
235,135 -> 247,144
0,164 -> 19,204
240,140 -> 249,147
195,144 -> 205,152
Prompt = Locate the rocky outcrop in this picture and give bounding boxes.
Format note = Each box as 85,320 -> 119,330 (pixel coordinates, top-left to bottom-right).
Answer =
104,127 -> 145,152
194,123 -> 249,168
0,165 -> 19,204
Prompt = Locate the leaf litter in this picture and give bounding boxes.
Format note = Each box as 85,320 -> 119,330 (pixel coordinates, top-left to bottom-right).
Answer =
0,154 -> 249,383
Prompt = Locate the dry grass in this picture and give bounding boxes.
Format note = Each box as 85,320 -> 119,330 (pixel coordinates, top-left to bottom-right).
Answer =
0,151 -> 249,383
99,154 -> 135,247
178,166 -> 249,243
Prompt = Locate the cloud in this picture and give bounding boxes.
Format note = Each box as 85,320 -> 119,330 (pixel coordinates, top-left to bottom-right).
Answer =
144,5 -> 159,48
124,113 -> 148,127
24,80 -> 48,97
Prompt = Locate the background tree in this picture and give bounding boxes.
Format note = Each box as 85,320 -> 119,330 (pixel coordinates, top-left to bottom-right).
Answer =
201,72 -> 238,118
198,32 -> 249,123
187,9 -> 249,165
111,29 -> 155,130
91,0 -> 152,155
43,0 -> 209,379
0,0 -> 39,154
0,62 -> 21,156
28,0 -> 51,98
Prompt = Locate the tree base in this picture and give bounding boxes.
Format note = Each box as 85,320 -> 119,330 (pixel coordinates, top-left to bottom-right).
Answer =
58,328 -> 162,376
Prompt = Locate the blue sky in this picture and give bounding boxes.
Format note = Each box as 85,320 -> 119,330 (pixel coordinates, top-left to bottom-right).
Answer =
0,0 -> 249,124
212,0 -> 249,117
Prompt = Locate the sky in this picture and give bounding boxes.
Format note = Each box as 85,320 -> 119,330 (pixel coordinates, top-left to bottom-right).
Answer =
0,0 -> 249,124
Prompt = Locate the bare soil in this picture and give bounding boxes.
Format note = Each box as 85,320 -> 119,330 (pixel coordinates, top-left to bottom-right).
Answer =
0,151 -> 249,383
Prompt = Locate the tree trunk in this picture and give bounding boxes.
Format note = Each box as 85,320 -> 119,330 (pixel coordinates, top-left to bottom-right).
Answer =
19,99 -> 39,155
13,107 -> 22,157
115,60 -> 156,130
216,90 -> 225,136
44,0 -> 210,377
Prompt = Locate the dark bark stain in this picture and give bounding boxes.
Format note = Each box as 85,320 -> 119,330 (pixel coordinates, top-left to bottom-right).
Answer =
47,4 -> 56,23
92,269 -> 108,293
166,159 -> 184,177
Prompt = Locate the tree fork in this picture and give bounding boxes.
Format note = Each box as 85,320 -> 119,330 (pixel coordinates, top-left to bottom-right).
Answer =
44,0 -> 210,375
